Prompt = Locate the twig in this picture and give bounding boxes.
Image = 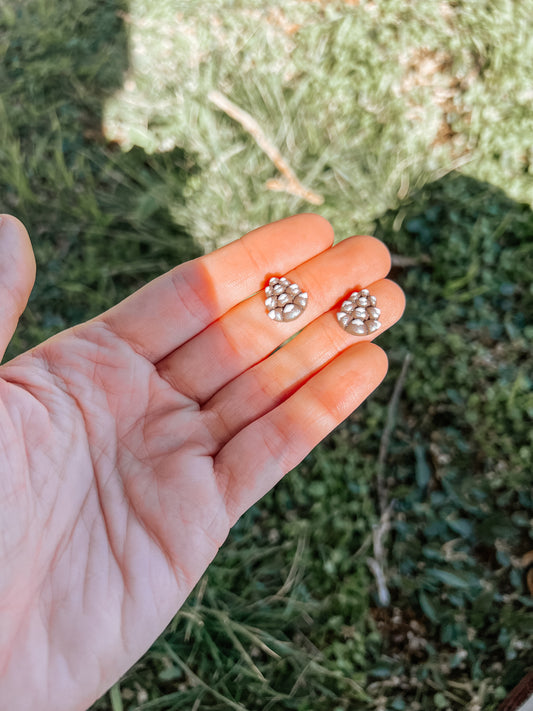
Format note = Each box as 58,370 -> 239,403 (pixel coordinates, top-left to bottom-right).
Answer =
431,151 -> 474,181
390,253 -> 431,267
367,352 -> 413,607
272,534 -> 307,599
208,90 -> 324,205
376,352 -> 413,515
367,504 -> 394,607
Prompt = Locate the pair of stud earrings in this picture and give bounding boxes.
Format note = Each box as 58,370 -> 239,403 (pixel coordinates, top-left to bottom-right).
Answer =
264,276 -> 381,336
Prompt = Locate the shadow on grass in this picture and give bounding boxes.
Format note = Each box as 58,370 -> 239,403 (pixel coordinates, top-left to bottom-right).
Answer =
0,0 -> 201,360
367,174 -> 532,701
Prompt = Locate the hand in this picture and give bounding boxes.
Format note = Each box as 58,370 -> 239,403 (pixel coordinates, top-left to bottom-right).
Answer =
0,213 -> 404,711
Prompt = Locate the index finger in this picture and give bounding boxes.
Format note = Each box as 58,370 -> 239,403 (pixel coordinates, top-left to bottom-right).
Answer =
98,214 -> 334,362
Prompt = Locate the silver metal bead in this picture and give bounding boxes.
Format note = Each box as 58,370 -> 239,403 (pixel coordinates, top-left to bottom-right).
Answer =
336,289 -> 381,337
264,276 -> 307,322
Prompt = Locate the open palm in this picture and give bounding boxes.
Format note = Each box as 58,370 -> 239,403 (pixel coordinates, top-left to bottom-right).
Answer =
0,213 -> 403,711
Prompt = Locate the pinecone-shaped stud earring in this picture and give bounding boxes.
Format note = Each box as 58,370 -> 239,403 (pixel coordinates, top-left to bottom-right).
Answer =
264,277 -> 308,322
336,288 -> 381,335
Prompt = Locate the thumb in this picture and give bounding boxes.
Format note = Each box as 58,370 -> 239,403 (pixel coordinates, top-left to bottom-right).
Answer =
0,214 -> 36,363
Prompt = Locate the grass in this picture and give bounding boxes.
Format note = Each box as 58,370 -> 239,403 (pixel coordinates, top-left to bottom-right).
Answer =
103,0 -> 533,248
1,0 -> 532,709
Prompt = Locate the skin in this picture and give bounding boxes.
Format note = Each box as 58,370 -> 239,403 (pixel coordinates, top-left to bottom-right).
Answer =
0,213 -> 405,711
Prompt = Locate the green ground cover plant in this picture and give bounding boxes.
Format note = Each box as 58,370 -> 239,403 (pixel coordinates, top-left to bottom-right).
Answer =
1,0 -> 531,709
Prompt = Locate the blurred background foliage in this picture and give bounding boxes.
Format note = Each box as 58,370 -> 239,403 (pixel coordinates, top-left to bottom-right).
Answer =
0,0 -> 531,709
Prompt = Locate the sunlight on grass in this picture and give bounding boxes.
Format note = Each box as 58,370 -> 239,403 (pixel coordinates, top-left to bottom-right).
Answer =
103,0 -> 533,253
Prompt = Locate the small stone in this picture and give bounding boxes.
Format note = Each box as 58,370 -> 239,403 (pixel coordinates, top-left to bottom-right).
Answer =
280,277 -> 290,285
360,288 -> 370,296
268,309 -> 277,320
357,296 -> 369,307
367,320 -> 381,333
269,277 -> 278,286
265,296 -> 276,309
288,283 -> 300,293
277,292 -> 290,305
273,284 -> 284,295
350,318 -> 365,327
294,294 -> 307,308
367,306 -> 381,319
354,306 -> 367,319
350,291 -> 360,300
342,300 -> 355,311
265,286 -> 273,296
273,308 -> 283,321
369,295 -> 377,306
283,303 -> 296,315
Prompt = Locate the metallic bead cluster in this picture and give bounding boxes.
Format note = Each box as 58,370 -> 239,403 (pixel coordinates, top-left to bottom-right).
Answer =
336,288 -> 381,336
265,277 -> 308,322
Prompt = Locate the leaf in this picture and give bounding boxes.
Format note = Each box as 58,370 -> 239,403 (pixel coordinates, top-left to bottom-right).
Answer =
419,590 -> 439,623
109,684 -> 123,711
414,441 -> 432,489
434,692 -> 448,708
158,666 -> 183,682
426,568 -> 474,589
446,518 -> 474,539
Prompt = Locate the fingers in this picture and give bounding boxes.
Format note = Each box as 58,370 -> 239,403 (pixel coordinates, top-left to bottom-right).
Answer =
157,234 -> 391,403
98,213 -> 334,362
0,215 -> 36,363
214,341 -> 388,524
204,278 -> 405,445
